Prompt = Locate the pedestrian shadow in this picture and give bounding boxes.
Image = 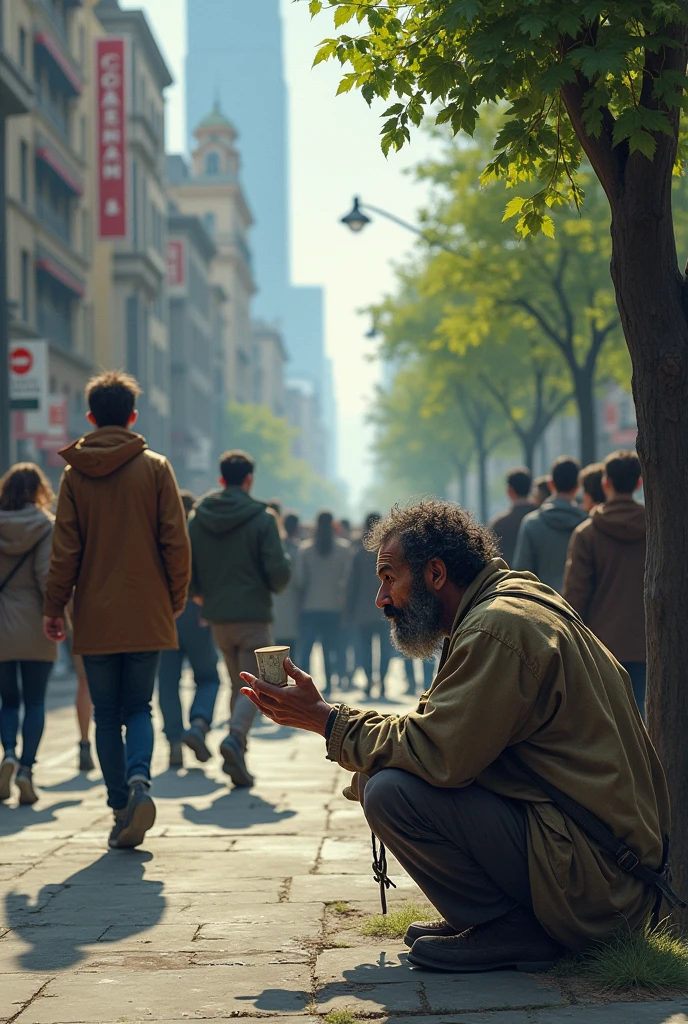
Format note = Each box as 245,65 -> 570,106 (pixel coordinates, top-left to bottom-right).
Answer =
181,789 -> 296,830
152,767 -> 225,799
0,800 -> 82,838
40,774 -> 102,793
3,851 -> 164,971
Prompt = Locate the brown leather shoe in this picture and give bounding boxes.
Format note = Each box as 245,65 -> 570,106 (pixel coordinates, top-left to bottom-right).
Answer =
404,918 -> 461,948
408,905 -> 565,973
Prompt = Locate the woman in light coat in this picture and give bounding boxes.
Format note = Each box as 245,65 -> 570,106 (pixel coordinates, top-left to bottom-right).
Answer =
0,463 -> 57,804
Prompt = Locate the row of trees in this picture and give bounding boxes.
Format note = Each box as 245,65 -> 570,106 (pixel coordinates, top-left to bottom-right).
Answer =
225,401 -> 344,517
368,120 -> 643,519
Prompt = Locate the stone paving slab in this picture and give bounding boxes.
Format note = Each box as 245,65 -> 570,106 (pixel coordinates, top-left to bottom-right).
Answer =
14,964 -> 312,1022
0,975 -> 52,1022
289,873 -> 420,904
532,1005 -> 688,1023
315,979 -> 425,1014
420,970 -> 567,1013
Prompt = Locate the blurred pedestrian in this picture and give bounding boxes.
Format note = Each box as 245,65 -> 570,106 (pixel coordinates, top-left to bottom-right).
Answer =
531,475 -> 552,509
43,371 -> 190,849
0,464 -> 56,805
273,512 -> 302,653
158,491 -> 221,769
514,457 -> 587,593
404,657 -> 436,696
72,648 -> 94,772
564,450 -> 647,717
579,462 -> 605,513
189,451 -> 291,787
296,510 -> 351,697
488,467 -> 535,566
345,513 -> 390,698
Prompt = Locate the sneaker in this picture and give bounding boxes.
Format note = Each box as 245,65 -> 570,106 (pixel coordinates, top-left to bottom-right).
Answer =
111,781 -> 156,849
108,808 -> 127,849
0,755 -> 18,801
404,918 -> 461,948
408,906 -> 565,973
219,734 -> 254,787
182,720 -> 211,763
16,767 -> 38,806
169,742 -> 184,769
79,741 -> 95,773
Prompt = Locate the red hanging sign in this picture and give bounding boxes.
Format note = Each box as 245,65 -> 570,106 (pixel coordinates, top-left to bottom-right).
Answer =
96,37 -> 128,240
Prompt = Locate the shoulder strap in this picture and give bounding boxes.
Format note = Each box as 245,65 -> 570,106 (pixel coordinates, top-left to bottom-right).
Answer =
475,586 -> 685,914
0,531 -> 50,596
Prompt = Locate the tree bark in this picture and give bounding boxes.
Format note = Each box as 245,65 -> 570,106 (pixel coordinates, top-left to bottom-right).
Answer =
609,165 -> 688,922
477,444 -> 489,524
572,366 -> 597,465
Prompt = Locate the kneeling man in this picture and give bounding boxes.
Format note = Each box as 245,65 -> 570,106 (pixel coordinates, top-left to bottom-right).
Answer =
240,500 -> 671,972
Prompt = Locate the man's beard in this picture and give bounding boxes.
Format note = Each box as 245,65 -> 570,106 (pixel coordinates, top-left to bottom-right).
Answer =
384,572 -> 444,660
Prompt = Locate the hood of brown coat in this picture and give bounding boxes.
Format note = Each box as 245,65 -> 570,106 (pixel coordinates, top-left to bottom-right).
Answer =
0,504 -> 53,556
60,427 -> 147,478
590,498 -> 646,542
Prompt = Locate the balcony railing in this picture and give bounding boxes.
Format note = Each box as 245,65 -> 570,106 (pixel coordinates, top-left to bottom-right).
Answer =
36,197 -> 71,245
35,0 -> 69,47
37,303 -> 73,351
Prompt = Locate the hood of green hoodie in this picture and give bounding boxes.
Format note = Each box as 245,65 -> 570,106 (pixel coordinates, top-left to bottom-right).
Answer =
192,487 -> 266,535
60,427 -> 146,479
537,498 -> 588,532
0,505 -> 53,556
591,498 -> 646,542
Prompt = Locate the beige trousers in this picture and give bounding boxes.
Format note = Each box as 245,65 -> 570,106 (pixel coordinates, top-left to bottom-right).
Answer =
211,621 -> 272,742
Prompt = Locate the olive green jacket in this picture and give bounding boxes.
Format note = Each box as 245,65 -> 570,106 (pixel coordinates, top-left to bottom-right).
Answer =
327,559 -> 670,950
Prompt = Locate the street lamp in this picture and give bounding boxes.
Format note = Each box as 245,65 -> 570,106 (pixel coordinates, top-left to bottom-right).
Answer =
340,196 -> 460,257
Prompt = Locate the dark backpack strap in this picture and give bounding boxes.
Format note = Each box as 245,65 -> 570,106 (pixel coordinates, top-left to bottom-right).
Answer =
0,548 -> 34,594
506,749 -> 685,913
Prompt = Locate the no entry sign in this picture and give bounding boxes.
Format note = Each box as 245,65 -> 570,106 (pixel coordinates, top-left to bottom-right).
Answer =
9,341 -> 48,429
10,347 -> 34,376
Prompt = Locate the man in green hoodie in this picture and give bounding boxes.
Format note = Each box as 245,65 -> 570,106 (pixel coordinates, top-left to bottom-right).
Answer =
188,451 -> 291,787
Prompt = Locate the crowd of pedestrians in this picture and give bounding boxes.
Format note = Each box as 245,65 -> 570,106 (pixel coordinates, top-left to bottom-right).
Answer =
0,368 -> 650,861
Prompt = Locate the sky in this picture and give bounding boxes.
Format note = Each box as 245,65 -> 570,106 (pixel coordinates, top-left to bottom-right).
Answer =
120,0 -> 437,510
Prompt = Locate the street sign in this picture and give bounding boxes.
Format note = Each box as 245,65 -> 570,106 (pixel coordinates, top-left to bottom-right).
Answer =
9,340 -> 48,431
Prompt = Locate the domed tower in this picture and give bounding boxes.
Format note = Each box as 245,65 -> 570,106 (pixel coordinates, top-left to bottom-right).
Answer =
191,99 -> 240,182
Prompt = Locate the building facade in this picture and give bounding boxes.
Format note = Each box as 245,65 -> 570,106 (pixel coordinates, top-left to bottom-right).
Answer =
167,102 -> 255,408
252,321 -> 286,418
286,379 -> 327,478
94,0 -> 172,456
5,0 -> 106,473
167,211 -> 225,495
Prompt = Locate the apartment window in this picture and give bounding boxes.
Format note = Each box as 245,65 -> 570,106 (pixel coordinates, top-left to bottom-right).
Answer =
21,251 -> 29,322
203,212 -> 215,237
18,26 -> 26,69
205,151 -> 220,176
20,141 -> 28,205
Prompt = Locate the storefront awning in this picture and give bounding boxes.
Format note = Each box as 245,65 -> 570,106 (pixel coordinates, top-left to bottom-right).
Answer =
36,245 -> 85,298
35,135 -> 83,196
34,31 -> 82,96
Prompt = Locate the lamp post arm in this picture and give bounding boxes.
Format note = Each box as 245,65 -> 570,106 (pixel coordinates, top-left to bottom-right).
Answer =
360,201 -> 461,258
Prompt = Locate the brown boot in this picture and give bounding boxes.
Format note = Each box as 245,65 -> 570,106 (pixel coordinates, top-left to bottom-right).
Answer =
404,918 -> 461,948
408,905 -> 565,973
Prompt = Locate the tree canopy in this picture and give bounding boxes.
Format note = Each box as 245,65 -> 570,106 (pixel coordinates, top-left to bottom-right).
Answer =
308,1 -> 688,235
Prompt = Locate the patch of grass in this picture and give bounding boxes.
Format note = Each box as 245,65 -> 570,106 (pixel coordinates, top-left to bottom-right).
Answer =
324,1012 -> 357,1024
329,901 -> 352,915
551,923 -> 688,993
360,901 -> 435,939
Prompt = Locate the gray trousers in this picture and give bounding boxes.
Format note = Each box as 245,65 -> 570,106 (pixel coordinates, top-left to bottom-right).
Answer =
362,769 -> 533,931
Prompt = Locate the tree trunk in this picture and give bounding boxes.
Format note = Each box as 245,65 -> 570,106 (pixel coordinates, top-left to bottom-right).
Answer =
477,446 -> 489,524
521,435 -> 535,473
609,164 -> 688,922
572,367 -> 597,465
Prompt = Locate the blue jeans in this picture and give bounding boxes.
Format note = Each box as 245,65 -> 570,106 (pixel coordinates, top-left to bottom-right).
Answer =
621,661 -> 647,721
158,602 -> 220,743
300,611 -> 341,695
83,651 -> 160,810
358,625 -> 392,694
0,661 -> 52,768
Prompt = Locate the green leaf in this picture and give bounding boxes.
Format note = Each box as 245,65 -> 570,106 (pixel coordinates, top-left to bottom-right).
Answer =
334,4 -> 356,29
628,130 -> 657,159
308,0 -> 323,15
502,197 -> 526,222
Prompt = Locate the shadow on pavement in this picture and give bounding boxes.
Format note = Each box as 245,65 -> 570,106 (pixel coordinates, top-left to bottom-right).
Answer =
3,851 -> 164,971
40,773 -> 102,793
152,767 -> 225,799
181,789 -> 296,830
0,800 -> 82,837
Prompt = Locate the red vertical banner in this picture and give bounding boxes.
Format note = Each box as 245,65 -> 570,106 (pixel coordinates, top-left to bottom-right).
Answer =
167,240 -> 186,288
96,37 -> 128,239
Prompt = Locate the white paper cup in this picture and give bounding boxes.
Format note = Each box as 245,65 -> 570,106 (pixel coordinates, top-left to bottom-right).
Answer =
254,646 -> 290,687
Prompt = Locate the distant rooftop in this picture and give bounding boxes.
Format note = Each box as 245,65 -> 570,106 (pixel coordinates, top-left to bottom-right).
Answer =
196,99 -> 235,134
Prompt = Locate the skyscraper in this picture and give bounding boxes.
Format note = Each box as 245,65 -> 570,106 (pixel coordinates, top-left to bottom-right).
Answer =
186,0 -> 336,474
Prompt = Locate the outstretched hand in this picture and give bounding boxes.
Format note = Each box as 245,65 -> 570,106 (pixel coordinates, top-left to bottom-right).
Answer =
240,658 -> 332,736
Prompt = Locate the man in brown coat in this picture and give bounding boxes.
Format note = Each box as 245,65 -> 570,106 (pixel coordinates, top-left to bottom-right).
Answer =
238,499 -> 670,972
488,467 -> 535,566
564,450 -> 647,717
44,372 -> 190,849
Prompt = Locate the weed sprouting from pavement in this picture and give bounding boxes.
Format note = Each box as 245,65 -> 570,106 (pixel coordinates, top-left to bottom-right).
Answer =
551,922 -> 688,992
360,901 -> 435,939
